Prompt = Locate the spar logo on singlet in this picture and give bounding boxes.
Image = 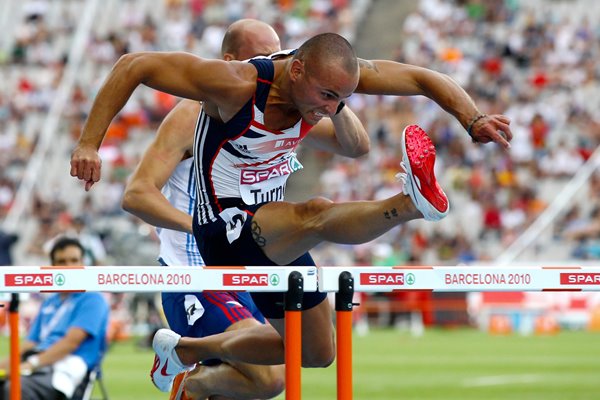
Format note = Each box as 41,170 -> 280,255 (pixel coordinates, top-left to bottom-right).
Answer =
239,157 -> 303,204
240,158 -> 302,184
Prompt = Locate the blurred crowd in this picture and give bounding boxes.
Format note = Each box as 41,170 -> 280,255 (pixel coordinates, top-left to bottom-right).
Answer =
310,0 -> 600,267
0,0 -> 362,336
1,0 -> 599,271
0,0 -> 358,267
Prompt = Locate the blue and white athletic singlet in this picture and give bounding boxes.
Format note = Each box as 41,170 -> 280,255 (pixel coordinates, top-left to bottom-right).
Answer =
157,157 -> 205,266
193,52 -> 312,225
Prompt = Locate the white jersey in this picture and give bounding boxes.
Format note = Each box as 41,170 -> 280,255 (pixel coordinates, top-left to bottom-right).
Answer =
157,158 -> 205,266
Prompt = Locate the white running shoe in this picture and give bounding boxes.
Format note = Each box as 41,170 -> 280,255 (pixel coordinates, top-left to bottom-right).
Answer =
150,329 -> 189,392
400,125 -> 449,221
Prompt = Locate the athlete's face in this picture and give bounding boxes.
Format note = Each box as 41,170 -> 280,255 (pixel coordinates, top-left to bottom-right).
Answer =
52,245 -> 84,266
291,60 -> 358,125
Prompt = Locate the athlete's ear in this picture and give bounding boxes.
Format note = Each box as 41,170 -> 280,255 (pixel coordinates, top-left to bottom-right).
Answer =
223,53 -> 235,61
289,59 -> 304,82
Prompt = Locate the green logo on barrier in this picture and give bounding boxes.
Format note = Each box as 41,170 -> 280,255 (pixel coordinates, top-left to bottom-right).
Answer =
55,274 -> 65,286
406,273 -> 415,285
270,274 -> 280,286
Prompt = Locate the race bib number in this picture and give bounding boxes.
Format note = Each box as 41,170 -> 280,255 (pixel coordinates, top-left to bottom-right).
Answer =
239,158 -> 303,204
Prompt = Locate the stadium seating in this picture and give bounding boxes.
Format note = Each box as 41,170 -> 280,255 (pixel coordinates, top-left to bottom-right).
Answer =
2,0 -> 600,330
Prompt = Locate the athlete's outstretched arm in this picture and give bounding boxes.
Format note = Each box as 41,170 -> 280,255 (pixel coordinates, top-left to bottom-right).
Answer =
355,59 -> 512,149
122,100 -> 199,233
302,104 -> 369,158
70,52 -> 256,190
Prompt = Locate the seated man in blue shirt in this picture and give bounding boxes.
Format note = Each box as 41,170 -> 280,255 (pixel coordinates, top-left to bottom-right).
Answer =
0,237 -> 110,400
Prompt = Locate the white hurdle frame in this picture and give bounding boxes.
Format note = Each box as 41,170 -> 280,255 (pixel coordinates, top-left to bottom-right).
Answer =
317,265 -> 600,399
3,265 -> 600,294
0,265 -> 318,293
318,265 -> 600,292
0,266 -> 317,400
2,265 -> 600,400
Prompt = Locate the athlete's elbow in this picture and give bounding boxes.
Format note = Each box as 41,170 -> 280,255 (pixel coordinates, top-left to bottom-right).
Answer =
113,53 -> 137,76
121,187 -> 142,214
121,194 -> 135,213
345,139 -> 370,158
113,53 -> 151,83
356,139 -> 370,156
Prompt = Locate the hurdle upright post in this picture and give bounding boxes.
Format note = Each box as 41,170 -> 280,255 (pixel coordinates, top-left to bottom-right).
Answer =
9,294 -> 21,400
284,271 -> 304,400
335,271 -> 354,400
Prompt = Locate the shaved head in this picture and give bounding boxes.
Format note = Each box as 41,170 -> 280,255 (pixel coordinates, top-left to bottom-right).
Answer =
294,33 -> 358,77
221,19 -> 281,60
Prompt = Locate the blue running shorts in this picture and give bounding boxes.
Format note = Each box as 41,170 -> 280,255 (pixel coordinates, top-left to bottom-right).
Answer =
161,290 -> 265,338
193,200 -> 328,319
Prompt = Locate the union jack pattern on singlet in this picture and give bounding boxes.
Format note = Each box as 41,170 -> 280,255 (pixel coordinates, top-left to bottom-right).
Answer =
193,52 -> 313,225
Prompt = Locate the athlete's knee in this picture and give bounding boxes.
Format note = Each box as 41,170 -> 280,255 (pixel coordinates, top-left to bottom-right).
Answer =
302,342 -> 336,368
302,351 -> 335,368
303,197 -> 334,215
183,374 -> 203,396
297,197 -> 334,233
253,365 -> 286,398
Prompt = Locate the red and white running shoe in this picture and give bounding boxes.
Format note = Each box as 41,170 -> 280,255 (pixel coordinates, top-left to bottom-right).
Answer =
400,125 -> 449,221
150,329 -> 190,392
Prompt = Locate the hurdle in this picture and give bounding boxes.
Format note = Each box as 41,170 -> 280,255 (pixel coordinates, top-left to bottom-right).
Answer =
318,265 -> 600,400
2,265 -> 600,400
318,265 -> 600,293
285,271 -> 304,400
334,271 -> 355,400
7,294 -> 21,400
0,265 -> 317,400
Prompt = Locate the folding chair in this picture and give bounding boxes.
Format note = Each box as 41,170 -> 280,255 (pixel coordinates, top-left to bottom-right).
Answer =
70,363 -> 109,400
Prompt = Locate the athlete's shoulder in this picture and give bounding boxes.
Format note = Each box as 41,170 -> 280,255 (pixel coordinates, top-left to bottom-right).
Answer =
173,99 -> 202,115
162,99 -> 202,129
157,100 -> 198,152
242,50 -> 297,82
